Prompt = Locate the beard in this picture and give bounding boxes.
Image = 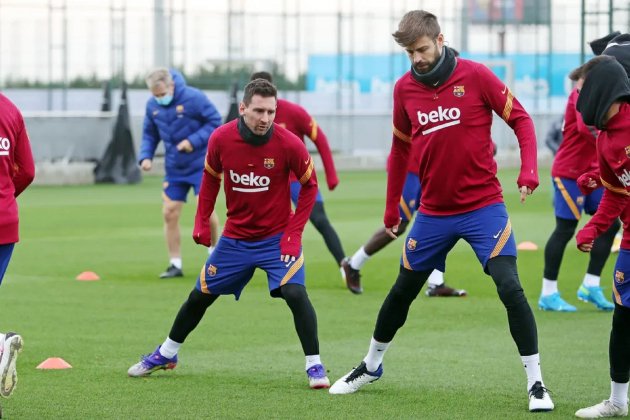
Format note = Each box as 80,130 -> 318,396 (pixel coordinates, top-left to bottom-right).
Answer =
413,47 -> 442,74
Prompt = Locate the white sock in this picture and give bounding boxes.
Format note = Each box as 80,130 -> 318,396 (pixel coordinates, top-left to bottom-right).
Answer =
0,333 -> 4,353
207,246 -> 215,256
610,381 -> 629,408
427,270 -> 445,287
582,273 -> 601,288
521,354 -> 543,390
159,337 -> 182,359
170,257 -> 182,270
350,247 -> 370,270
541,278 -> 558,296
363,337 -> 390,372
305,354 -> 322,371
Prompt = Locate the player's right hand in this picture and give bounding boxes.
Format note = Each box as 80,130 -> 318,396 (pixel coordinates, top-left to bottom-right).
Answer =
140,159 -> 152,171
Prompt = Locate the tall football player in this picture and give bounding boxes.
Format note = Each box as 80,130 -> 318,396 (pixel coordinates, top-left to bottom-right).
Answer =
329,10 -> 554,412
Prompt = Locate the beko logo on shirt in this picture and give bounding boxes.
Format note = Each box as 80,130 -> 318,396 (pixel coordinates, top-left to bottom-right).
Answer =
0,137 -> 10,156
617,168 -> 630,187
229,170 -> 270,192
417,106 -> 461,135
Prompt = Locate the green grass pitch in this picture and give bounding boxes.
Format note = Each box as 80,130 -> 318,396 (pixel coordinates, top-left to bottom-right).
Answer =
0,168 -> 616,419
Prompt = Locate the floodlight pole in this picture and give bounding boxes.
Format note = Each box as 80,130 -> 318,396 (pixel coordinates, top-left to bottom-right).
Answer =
154,0 -> 169,67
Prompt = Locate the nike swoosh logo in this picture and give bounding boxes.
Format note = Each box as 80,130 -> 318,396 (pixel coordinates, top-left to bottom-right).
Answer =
304,159 -> 310,164
493,230 -> 502,239
501,85 -> 507,94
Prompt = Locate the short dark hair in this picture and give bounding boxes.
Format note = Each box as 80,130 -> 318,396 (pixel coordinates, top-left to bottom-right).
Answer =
251,71 -> 273,83
392,10 -> 441,48
242,78 -> 277,105
569,55 -> 616,81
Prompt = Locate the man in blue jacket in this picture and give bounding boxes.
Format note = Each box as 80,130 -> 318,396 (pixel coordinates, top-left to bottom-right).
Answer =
139,68 -> 222,278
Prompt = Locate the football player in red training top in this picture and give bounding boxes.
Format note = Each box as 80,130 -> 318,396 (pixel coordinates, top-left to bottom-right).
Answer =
342,50 -> 469,298
248,72 -> 353,291
128,78 -> 331,389
573,55 -> 630,419
329,10 -> 554,412
538,63 -> 619,313
0,93 -> 34,409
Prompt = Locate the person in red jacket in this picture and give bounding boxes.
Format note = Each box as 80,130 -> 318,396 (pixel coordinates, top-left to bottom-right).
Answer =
538,65 -> 619,312
128,78 -> 330,389
574,55 -> 630,419
0,93 -> 34,406
329,10 -> 553,412
247,72 -> 351,289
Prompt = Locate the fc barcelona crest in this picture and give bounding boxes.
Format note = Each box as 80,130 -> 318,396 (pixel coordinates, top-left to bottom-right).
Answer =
407,238 -> 417,251
176,105 -> 184,113
207,264 -> 217,277
615,270 -> 625,284
264,158 -> 275,169
625,145 -> 630,158
453,85 -> 465,97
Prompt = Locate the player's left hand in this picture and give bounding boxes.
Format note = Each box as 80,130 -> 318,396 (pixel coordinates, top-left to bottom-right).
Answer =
177,139 -> 193,153
519,186 -> 532,203
281,254 -> 297,265
385,220 -> 401,239
280,232 -> 302,260
576,226 -> 597,252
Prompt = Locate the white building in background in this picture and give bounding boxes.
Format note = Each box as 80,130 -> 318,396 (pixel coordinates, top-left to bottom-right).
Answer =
0,0 -> 624,112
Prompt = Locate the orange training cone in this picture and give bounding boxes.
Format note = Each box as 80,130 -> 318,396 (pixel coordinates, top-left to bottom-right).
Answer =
37,358 -> 72,369
76,271 -> 100,281
517,241 -> 539,251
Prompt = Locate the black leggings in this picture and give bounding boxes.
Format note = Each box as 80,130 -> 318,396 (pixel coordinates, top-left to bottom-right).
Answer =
373,256 -> 538,356
544,217 -> 619,280
168,284 -> 320,356
309,202 -> 345,265
610,304 -> 630,383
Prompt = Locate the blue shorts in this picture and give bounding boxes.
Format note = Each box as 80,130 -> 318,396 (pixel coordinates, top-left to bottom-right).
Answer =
290,181 -> 323,205
612,249 -> 630,308
401,203 -> 516,273
0,243 -> 15,286
552,177 -> 603,220
195,234 -> 305,300
399,173 -> 421,222
163,179 -> 201,203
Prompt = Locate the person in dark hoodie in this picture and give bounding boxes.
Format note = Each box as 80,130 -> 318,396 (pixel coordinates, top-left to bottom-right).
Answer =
139,68 -> 222,279
574,55 -> 630,419
537,33 -> 625,313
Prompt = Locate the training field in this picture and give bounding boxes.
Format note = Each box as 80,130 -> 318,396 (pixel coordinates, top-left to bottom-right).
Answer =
0,168 -> 615,419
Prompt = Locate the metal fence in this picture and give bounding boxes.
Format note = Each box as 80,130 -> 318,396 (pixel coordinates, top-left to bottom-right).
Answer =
2,0 -> 629,114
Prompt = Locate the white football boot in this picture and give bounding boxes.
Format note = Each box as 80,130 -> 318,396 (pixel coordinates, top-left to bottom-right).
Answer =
0,333 -> 23,398
329,361 -> 382,394
575,400 -> 628,418
528,381 -> 554,412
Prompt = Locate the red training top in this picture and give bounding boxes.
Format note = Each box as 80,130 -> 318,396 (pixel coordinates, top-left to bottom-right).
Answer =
578,103 -> 630,250
274,98 -> 338,190
194,119 -> 317,246
0,93 -> 35,245
385,58 -> 538,226
551,89 -> 598,180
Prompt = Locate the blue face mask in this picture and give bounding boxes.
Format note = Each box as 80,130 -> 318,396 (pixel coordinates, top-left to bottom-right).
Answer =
155,95 -> 173,106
